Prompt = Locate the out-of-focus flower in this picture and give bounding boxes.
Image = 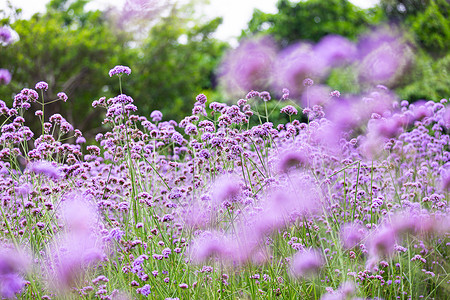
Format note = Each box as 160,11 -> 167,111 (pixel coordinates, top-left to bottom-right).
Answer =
0,69 -> 11,85
314,35 -> 357,67
219,36 -> 277,95
0,26 -> 13,45
340,223 -> 366,249
290,248 -> 324,278
27,161 -> 61,180
273,43 -> 321,98
369,225 -> 397,257
277,150 -> 309,173
0,247 -> 29,299
47,192 -> 104,292
357,27 -> 412,86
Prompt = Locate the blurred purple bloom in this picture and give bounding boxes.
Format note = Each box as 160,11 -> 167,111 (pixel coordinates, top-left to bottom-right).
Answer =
0,26 -> 13,45
314,35 -> 357,67
369,226 -> 397,257
219,36 -> 277,94
357,28 -> 412,85
48,192 -> 104,290
277,150 -> 309,173
290,248 -> 324,278
273,43 -> 323,98
301,84 -> 331,107
212,175 -> 241,204
340,223 -> 366,249
0,69 -> 11,85
0,247 -> 29,299
189,231 -> 228,263
27,161 -> 61,180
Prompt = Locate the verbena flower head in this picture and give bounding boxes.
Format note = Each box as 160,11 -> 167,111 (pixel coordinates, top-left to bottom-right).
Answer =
35,81 -> 48,91
150,110 -> 163,122
57,92 -> 68,102
109,65 -> 132,77
280,105 -> 298,116
0,69 -> 11,85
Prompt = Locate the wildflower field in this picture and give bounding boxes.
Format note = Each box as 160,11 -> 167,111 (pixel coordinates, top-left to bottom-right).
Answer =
0,23 -> 449,300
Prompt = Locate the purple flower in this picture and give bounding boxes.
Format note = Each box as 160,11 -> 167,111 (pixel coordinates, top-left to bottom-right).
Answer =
340,223 -> 366,249
369,226 -> 397,257
357,27 -> 412,85
171,132 -> 184,145
314,35 -> 356,67
280,105 -> 298,116
0,26 -> 13,45
109,65 -> 131,77
57,92 -> 68,102
195,93 -> 207,104
35,81 -> 49,91
290,248 -> 324,278
27,161 -> 61,180
260,91 -> 271,101
179,283 -> 188,289
107,228 -> 125,242
0,69 -> 11,85
303,78 -> 314,87
273,43 -> 322,98
277,150 -> 309,173
0,248 -> 29,299
138,284 -> 151,296
219,36 -> 276,94
0,274 -> 26,299
150,110 -> 163,122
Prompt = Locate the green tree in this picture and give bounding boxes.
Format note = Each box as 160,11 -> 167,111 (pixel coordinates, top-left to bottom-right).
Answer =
0,0 -> 130,136
132,4 -> 228,121
243,0 -> 383,46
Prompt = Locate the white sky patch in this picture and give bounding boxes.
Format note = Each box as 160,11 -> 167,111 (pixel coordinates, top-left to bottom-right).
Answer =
2,0 -> 380,43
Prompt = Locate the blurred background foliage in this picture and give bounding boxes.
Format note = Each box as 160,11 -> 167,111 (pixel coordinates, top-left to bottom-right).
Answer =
0,0 -> 449,136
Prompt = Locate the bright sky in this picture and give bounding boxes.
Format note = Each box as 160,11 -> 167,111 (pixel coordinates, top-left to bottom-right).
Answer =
2,0 -> 380,43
